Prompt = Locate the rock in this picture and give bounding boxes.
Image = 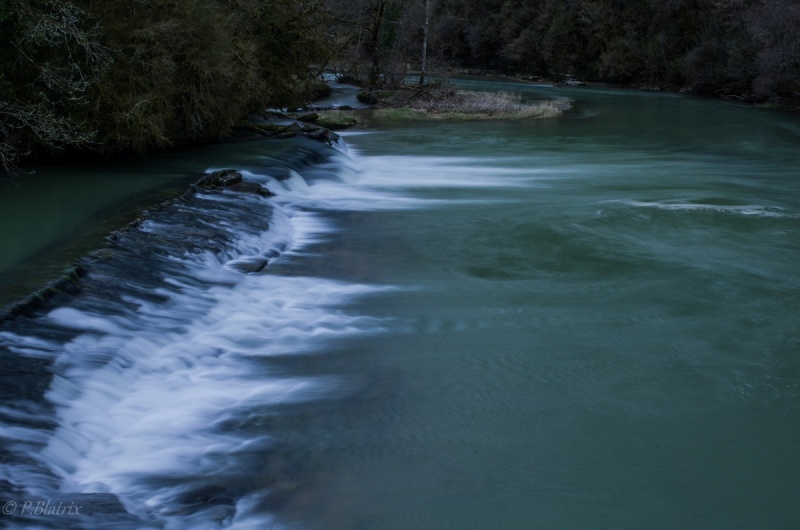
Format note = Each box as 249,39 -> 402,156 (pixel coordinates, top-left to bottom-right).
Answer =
285,122 -> 304,133
270,122 -> 304,138
273,129 -> 297,139
227,256 -> 268,273
218,171 -> 242,187
196,169 -> 242,189
306,127 -> 340,145
194,170 -> 273,196
226,181 -> 272,197
298,113 -> 319,123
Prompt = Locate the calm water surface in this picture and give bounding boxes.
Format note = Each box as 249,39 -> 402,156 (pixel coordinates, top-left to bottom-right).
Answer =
1,80 -> 799,529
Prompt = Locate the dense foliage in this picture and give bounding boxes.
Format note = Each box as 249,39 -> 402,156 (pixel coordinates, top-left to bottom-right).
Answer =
3,0 -> 798,174
1,0 -> 110,173
1,0 -> 329,174
327,0 -> 799,106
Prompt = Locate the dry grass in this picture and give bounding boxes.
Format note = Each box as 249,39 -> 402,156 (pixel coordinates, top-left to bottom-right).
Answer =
317,109 -> 357,124
372,108 -> 430,120
372,88 -> 570,121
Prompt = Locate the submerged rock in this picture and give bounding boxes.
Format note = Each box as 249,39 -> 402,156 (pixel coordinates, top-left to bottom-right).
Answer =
226,180 -> 272,196
306,127 -> 340,145
226,256 -> 269,274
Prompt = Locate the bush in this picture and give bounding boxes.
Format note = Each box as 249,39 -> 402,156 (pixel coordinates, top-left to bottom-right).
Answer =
2,0 -> 332,175
1,0 -> 110,175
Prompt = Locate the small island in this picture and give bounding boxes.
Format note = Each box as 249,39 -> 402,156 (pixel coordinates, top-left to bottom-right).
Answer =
356,84 -> 570,121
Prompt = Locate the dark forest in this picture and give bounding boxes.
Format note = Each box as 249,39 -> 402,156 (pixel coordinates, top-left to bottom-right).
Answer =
2,0 -> 798,173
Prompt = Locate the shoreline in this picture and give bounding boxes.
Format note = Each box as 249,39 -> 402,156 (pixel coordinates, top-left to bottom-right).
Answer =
450,68 -> 796,109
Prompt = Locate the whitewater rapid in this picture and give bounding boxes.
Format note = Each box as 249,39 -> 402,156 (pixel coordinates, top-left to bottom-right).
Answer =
0,139 -> 405,529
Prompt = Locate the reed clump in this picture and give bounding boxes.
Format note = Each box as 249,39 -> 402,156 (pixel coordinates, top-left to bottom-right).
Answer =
315,110 -> 358,129
369,87 -> 570,121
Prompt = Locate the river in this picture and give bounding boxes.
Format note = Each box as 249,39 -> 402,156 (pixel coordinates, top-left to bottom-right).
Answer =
1,79 -> 799,529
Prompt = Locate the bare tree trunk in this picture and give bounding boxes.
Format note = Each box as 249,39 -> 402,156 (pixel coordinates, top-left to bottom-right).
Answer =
418,0 -> 431,85
368,0 -> 387,86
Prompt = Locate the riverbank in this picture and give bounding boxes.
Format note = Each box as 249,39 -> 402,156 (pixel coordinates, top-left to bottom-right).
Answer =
452,67 -> 799,110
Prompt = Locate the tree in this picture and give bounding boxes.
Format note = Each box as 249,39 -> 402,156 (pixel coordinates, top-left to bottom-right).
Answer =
748,0 -> 800,104
418,0 -> 432,84
2,0 -> 333,175
1,0 -> 109,176
71,0 -> 331,153
325,0 -> 401,86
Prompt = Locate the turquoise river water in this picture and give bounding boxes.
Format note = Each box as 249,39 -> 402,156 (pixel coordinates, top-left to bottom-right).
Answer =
1,79 -> 799,529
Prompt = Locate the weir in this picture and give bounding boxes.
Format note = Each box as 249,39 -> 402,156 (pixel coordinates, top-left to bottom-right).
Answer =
2,79 -> 800,529
0,138 -> 393,529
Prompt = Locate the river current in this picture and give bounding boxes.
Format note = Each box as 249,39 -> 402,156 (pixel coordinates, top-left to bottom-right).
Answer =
1,79 -> 799,529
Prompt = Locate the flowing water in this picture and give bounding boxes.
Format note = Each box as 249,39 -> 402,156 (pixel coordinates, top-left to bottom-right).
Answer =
1,80 -> 799,529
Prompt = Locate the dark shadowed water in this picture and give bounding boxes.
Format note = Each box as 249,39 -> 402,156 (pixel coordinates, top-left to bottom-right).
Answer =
1,80 -> 799,529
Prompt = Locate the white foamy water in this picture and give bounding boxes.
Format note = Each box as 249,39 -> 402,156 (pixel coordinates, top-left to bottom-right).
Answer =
2,137 -> 532,528
0,142 -> 401,529
252,145 -> 551,215
5,79 -> 800,530
617,199 -> 793,218
40,276 -> 382,527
